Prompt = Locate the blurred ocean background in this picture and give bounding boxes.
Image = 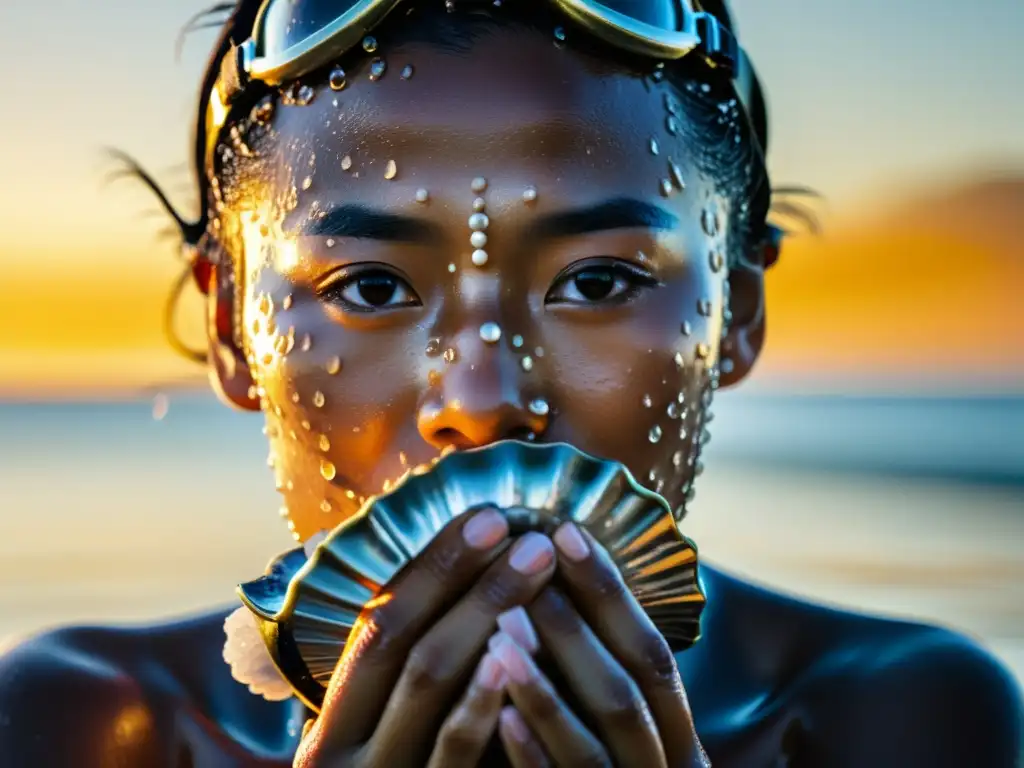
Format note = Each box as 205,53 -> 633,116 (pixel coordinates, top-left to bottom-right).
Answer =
2,391 -> 1022,686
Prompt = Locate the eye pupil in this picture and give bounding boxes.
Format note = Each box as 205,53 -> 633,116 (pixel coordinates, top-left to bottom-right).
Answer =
573,269 -> 614,301
357,275 -> 398,306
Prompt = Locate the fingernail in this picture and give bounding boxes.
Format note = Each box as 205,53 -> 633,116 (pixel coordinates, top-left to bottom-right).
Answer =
509,532 -> 554,575
474,653 -> 507,691
497,606 -> 539,654
492,632 -> 533,685
500,706 -> 530,743
553,523 -> 589,562
463,508 -> 509,550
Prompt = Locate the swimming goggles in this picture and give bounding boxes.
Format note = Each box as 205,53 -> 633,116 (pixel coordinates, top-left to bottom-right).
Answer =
205,0 -> 757,172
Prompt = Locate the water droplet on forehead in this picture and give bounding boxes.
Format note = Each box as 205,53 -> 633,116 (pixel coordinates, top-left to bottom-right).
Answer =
341,155 -> 353,171
313,391 -> 326,407
681,321 -> 692,336
301,334 -> 312,351
320,459 -> 337,481
701,207 -> 720,236
384,159 -> 398,180
697,299 -> 712,317
512,335 -> 524,348
666,115 -> 680,135
522,186 -> 538,204
401,64 -> 414,79
520,356 -> 534,372
369,58 -> 387,81
326,238 -> 336,248
447,263 -> 456,273
668,159 -> 685,190
672,450 -> 683,468
673,352 -> 685,369
415,188 -> 430,203
649,137 -> 659,155
667,402 -> 679,419
479,322 -> 501,343
709,249 -> 725,272
663,92 -> 681,116
301,176 -> 313,191
471,249 -> 488,266
362,35 -> 378,52
642,394 -> 652,408
648,425 -> 663,443
471,177 -> 488,193
320,499 -> 333,513
528,398 -> 550,416
282,295 -> 293,310
329,68 -> 347,90
319,434 -> 331,451
659,179 -> 673,198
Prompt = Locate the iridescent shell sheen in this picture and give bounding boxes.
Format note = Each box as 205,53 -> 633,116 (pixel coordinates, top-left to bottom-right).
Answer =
238,440 -> 706,711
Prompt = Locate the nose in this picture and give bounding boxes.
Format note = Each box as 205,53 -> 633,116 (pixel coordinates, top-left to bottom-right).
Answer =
417,334 -> 548,451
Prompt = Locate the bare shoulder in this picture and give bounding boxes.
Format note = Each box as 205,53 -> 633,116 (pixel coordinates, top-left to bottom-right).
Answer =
701,569 -> 1023,766
821,620 -> 1024,767
0,625 -> 169,767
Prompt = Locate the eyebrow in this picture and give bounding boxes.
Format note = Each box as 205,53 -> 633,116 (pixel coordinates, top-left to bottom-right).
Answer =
297,204 -> 442,243
530,198 -> 679,240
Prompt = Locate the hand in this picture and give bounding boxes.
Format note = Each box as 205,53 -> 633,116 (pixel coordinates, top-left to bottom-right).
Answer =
293,506 -> 558,767
492,523 -> 709,767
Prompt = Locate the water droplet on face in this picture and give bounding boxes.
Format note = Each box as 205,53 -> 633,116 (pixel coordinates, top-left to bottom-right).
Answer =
320,459 -> 337,481
668,159 -> 685,190
701,207 -> 719,236
425,337 -> 442,357
301,176 -> 313,191
672,450 -> 684,468
400,64 -> 414,79
681,321 -> 692,336
313,391 -> 326,407
648,469 -> 657,482
642,394 -> 652,408
443,347 -> 457,364
320,499 -> 333,513
520,355 -> 534,372
479,322 -> 501,343
468,213 -> 489,231
293,84 -> 316,106
471,177 -> 488,193
721,357 -> 735,374
415,188 -> 429,203
553,26 -> 566,42
470,231 -> 487,248
282,295 -> 293,310
369,58 -> 387,81
674,352 -> 685,369
341,155 -> 353,171
649,137 -> 659,155
258,294 -> 273,316
326,356 -> 341,374
512,335 -> 524,348
709,249 -> 725,272
471,249 -> 488,266
667,402 -> 679,419
522,186 -> 538,204
362,35 -> 378,53
528,398 -> 550,417
301,334 -> 312,351
301,419 -> 311,431
697,299 -> 712,317
666,115 -> 680,135
648,425 -> 663,443
472,197 -> 486,212
659,179 -> 673,197
329,68 -> 347,90
384,159 -> 398,180
447,263 -> 456,273
319,434 -> 331,451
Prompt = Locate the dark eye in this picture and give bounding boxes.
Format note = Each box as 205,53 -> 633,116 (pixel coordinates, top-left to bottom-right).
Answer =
546,261 -> 657,305
318,269 -> 420,312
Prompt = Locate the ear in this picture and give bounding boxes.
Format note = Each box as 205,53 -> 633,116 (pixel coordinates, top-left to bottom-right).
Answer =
719,228 -> 781,388
200,241 -> 261,412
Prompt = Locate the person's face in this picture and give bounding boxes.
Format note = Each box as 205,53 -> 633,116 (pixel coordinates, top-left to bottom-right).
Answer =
212,26 -> 764,541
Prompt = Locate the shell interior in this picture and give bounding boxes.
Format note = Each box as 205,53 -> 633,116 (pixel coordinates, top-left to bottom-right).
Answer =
238,440 -> 706,712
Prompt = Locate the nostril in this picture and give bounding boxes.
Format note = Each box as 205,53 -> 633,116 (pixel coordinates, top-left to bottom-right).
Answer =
432,427 -> 469,447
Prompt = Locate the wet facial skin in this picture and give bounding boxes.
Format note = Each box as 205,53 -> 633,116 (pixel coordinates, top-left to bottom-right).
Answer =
209,25 -> 766,541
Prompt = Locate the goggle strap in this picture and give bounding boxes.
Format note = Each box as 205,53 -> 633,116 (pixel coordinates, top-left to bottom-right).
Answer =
694,12 -> 738,72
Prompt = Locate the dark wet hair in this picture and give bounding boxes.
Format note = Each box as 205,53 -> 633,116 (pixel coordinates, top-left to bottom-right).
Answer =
126,0 -> 810,360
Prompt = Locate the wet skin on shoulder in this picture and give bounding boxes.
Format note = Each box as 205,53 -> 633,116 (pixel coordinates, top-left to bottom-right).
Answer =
1,21 -> 1021,768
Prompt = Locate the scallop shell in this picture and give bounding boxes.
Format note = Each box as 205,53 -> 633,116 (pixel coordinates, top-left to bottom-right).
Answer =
238,440 -> 706,712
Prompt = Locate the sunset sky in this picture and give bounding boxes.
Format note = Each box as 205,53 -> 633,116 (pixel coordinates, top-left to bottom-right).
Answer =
1,0 -> 1022,397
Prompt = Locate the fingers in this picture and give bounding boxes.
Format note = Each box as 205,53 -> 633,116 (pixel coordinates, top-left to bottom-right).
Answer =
526,586 -> 667,768
499,707 -> 552,768
552,523 -> 700,764
426,653 -> 508,768
364,532 -> 557,765
491,632 -> 611,767
315,507 -> 510,749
